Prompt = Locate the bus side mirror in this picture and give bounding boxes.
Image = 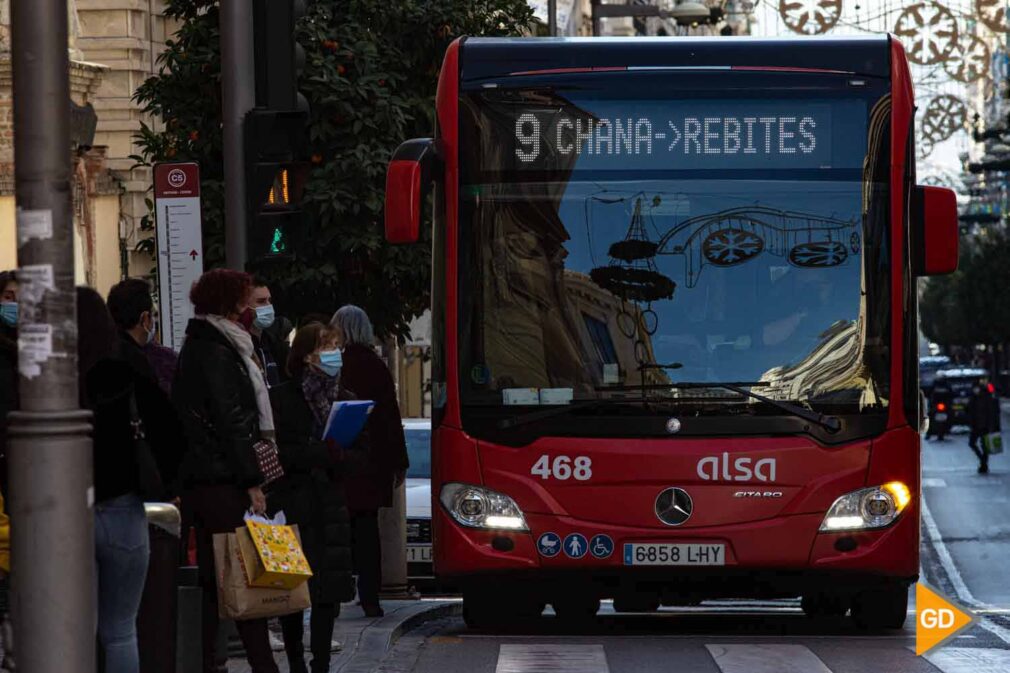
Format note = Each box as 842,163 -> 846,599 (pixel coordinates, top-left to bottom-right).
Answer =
913,185 -> 958,276
384,138 -> 436,244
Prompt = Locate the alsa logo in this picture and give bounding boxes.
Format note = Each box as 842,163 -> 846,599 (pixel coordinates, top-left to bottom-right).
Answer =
697,453 -> 777,482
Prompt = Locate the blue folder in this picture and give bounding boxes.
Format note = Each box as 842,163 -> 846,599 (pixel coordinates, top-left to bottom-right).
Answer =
322,400 -> 374,447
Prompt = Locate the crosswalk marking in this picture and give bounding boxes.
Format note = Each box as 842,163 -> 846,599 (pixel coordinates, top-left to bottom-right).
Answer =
922,647 -> 1010,673
705,644 -> 833,673
495,644 -> 608,673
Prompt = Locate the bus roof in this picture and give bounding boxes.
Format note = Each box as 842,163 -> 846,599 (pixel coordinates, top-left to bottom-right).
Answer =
459,36 -> 892,83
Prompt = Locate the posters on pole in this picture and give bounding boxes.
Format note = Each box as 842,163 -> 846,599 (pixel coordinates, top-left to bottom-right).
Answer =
528,0 -> 576,34
154,162 -> 204,352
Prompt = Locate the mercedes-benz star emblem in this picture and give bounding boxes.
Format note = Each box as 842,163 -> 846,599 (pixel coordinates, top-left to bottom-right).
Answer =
665,417 -> 682,434
655,487 -> 693,526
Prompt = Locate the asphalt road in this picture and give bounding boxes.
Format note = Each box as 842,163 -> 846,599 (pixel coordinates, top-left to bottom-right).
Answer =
380,430 -> 1010,673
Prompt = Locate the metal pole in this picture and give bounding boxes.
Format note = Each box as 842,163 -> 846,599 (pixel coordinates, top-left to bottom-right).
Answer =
380,338 -> 408,597
591,0 -> 601,37
548,0 -> 558,36
10,1 -> 95,672
221,0 -> 256,270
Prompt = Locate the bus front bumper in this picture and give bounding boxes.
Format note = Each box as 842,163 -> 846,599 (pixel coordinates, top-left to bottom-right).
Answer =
433,505 -> 919,598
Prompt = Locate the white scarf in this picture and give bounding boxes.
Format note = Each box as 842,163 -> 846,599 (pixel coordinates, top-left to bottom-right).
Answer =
200,314 -> 275,435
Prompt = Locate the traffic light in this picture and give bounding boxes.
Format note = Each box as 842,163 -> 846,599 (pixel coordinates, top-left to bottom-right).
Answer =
246,0 -> 309,261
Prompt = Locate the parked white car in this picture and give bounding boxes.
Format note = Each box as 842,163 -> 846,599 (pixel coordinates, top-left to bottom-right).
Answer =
403,418 -> 433,582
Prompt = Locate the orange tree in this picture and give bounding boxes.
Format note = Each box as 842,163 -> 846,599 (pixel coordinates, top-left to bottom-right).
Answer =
133,0 -> 534,338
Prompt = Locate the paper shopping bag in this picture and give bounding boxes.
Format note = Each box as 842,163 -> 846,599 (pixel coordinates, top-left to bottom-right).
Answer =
241,518 -> 312,590
212,531 -> 310,620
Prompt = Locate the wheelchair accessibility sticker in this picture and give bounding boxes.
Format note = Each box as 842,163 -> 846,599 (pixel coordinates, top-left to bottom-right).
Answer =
590,534 -> 614,559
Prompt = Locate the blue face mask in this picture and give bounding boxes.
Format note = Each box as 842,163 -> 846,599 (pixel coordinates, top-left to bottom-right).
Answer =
253,305 -> 275,330
0,302 -> 16,327
317,349 -> 342,377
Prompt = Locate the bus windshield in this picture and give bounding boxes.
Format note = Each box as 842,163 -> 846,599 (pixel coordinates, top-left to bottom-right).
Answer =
458,74 -> 891,415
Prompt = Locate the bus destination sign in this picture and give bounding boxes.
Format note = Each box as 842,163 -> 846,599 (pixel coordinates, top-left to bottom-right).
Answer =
505,101 -> 839,171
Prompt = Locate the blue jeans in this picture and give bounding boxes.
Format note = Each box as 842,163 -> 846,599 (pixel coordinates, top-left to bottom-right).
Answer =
95,494 -> 150,673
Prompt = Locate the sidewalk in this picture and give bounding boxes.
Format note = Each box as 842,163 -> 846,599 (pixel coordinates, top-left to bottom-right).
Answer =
227,599 -> 462,673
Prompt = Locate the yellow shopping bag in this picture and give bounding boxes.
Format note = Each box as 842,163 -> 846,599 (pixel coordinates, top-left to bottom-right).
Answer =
238,512 -> 313,590
213,531 -> 310,620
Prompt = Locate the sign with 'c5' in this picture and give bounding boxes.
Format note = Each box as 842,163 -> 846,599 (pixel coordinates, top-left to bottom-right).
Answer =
916,582 -> 976,656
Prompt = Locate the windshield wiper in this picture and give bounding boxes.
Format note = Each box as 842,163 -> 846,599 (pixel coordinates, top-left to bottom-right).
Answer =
671,382 -> 842,433
496,382 -> 841,433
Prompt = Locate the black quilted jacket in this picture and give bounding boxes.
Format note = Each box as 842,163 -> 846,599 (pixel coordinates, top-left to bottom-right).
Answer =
173,318 -> 264,490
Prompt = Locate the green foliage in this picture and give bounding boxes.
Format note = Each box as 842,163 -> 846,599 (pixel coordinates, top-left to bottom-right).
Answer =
920,228 -> 1010,348
133,2 -> 226,263
133,0 -> 534,338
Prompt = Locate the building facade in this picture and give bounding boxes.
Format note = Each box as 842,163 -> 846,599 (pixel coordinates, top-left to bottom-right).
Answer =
77,0 -> 179,280
0,0 -> 124,297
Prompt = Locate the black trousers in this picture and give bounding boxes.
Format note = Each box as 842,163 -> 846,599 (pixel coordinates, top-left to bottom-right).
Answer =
188,484 -> 279,673
350,511 -> 382,606
969,432 -> 990,469
279,603 -> 338,673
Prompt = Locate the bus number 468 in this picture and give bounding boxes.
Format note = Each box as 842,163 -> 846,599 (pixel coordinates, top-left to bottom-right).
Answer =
531,455 -> 592,481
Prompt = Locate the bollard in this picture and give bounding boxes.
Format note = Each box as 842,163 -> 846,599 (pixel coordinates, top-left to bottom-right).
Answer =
138,503 -> 180,673
176,566 -> 202,673
379,481 -> 409,597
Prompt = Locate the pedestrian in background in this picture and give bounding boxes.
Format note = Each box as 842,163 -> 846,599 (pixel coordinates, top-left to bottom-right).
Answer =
249,278 -> 291,388
107,278 -> 185,494
0,272 -> 17,670
967,377 -> 1000,475
0,487 -> 12,671
172,269 -> 278,673
270,323 -> 354,673
79,286 -> 166,673
0,270 -> 18,496
329,305 -> 408,617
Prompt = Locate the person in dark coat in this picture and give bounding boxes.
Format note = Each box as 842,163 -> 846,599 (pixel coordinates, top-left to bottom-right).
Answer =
967,378 -> 1000,474
0,271 -> 18,496
78,286 -> 182,673
107,277 -> 185,496
172,269 -> 278,673
329,305 -> 408,617
270,323 -> 355,673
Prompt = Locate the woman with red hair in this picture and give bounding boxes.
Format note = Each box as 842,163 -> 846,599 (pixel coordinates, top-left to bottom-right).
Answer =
173,269 -> 278,673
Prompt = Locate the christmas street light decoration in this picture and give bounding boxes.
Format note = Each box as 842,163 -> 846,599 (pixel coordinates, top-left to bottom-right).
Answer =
779,0 -> 843,36
589,197 -> 675,305
893,2 -> 959,66
943,33 -> 990,84
921,95 -> 967,143
975,0 -> 1007,33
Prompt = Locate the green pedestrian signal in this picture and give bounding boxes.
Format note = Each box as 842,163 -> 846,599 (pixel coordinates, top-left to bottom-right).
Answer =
270,227 -> 287,255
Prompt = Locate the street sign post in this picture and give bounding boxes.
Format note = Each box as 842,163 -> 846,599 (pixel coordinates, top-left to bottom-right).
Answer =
154,162 -> 204,351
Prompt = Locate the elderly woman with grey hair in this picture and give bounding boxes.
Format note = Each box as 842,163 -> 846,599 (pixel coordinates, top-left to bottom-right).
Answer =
329,305 -> 408,617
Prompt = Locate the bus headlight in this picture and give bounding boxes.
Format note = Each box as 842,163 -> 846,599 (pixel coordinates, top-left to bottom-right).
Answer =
440,483 -> 529,531
819,482 -> 911,532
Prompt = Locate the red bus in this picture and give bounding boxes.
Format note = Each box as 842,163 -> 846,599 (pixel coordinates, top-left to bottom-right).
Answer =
385,36 -> 958,629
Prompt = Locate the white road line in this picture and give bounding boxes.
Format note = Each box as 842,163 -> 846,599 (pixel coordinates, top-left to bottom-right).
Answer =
495,644 -> 608,673
922,647 -> 1010,672
920,496 -> 1010,645
705,644 -> 832,673
922,478 -> 948,488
